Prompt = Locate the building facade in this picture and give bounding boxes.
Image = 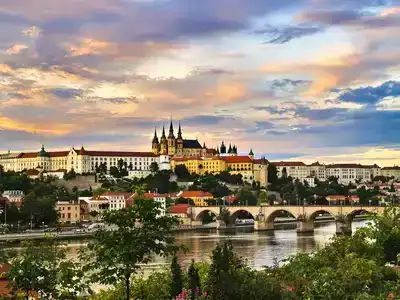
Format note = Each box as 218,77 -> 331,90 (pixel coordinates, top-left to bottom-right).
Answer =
272,161 -> 310,180
170,151 -> 269,187
0,145 -> 168,175
56,202 -> 80,223
381,166 -> 400,179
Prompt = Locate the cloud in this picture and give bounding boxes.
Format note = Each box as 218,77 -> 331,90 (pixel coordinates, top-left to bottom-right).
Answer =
51,88 -> 84,99
6,44 -> 28,54
336,80 -> 400,104
254,24 -> 322,44
22,25 -> 42,38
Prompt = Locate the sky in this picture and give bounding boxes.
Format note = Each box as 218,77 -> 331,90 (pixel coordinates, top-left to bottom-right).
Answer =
0,0 -> 399,166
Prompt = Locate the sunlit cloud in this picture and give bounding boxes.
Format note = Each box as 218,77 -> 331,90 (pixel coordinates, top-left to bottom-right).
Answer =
6,44 -> 28,55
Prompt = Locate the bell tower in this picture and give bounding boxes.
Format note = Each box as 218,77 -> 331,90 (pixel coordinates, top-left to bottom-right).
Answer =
160,125 -> 168,155
167,119 -> 176,156
176,121 -> 184,156
152,127 -> 159,155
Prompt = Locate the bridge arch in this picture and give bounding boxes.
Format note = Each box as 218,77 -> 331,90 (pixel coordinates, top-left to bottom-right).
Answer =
230,209 -> 256,222
192,207 -> 220,221
346,209 -> 370,223
308,209 -> 336,222
266,209 -> 297,224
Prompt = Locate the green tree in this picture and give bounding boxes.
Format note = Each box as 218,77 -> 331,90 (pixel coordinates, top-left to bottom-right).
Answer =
150,162 -> 159,173
237,188 -> 257,206
5,239 -> 88,299
188,259 -> 201,300
109,166 -> 121,178
257,190 -> 268,205
268,194 -> 277,205
170,255 -> 183,298
81,197 -> 182,300
175,165 -> 191,180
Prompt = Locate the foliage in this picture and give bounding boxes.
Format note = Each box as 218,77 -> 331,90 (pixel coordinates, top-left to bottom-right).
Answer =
171,255 -> 184,298
63,169 -> 77,181
19,192 -> 58,226
236,188 -> 257,206
188,260 -> 202,300
81,197 -> 182,300
218,207 -> 233,225
175,165 -> 191,180
5,238 -> 89,299
150,162 -> 159,173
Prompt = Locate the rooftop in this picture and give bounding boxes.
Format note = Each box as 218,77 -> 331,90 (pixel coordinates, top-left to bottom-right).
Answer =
179,191 -> 213,198
169,204 -> 190,214
221,156 -> 253,163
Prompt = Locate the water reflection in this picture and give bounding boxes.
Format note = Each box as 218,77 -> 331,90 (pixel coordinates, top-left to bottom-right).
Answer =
6,220 -> 367,274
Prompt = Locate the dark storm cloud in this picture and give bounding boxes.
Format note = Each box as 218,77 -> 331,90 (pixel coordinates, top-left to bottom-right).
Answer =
337,81 -> 400,104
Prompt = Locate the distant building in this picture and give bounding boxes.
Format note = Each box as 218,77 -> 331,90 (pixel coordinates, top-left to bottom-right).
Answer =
102,192 -> 132,211
176,191 -> 213,207
56,201 -> 80,223
326,195 -> 347,205
304,176 -> 316,187
326,164 -> 374,185
381,166 -> 400,179
1,190 -> 24,203
272,161 -> 309,180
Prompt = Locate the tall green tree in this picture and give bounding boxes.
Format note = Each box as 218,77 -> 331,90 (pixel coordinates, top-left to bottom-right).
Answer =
170,255 -> 183,298
188,259 -> 201,300
149,162 -> 159,173
81,197 -> 182,300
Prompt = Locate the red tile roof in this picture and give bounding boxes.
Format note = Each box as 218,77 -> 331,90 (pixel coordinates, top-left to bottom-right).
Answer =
169,204 -> 190,214
221,156 -> 253,163
26,169 -> 40,176
223,194 -> 237,204
326,164 -> 363,168
18,151 -> 69,159
253,158 -> 268,165
326,195 -> 346,201
180,191 -> 213,198
272,161 -> 307,167
86,151 -> 156,157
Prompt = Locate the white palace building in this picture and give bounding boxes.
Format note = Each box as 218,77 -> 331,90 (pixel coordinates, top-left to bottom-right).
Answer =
0,145 -> 170,175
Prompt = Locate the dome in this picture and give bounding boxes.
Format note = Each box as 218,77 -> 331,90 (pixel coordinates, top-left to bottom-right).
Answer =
38,145 -> 50,158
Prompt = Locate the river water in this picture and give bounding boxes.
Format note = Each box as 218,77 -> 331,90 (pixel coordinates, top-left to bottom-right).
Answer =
62,220 -> 368,275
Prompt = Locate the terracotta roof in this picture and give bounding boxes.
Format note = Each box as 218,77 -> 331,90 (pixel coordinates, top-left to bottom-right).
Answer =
382,166 -> 400,170
326,164 -> 363,168
49,169 -> 67,173
222,156 -> 253,163
223,194 -> 237,203
26,169 -> 40,176
86,151 -> 157,157
180,191 -> 213,198
169,204 -> 190,214
206,149 -> 217,154
348,195 -> 360,201
309,161 -> 323,166
253,158 -> 268,165
272,161 -> 307,167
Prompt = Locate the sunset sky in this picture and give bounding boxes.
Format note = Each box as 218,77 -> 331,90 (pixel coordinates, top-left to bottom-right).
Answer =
0,0 -> 399,166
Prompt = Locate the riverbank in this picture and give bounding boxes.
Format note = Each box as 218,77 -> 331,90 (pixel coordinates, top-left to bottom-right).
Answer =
0,215 -> 367,244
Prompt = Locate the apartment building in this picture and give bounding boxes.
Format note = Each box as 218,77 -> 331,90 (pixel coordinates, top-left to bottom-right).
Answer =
272,161 -> 309,180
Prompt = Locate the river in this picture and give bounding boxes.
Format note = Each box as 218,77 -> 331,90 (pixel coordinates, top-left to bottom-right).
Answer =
60,219 -> 368,275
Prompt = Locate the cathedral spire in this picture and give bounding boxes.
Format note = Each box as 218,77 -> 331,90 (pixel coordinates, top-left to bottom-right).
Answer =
161,124 -> 166,138
177,121 -> 182,139
168,117 -> 175,139
152,127 -> 159,143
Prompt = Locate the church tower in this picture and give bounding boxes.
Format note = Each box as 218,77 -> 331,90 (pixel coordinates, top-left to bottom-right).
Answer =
220,141 -> 226,154
176,121 -> 184,156
152,128 -> 159,155
167,119 -> 176,156
160,125 -> 168,155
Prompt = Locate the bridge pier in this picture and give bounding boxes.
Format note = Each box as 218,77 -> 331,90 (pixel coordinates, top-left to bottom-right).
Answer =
296,219 -> 314,233
254,220 -> 274,231
216,220 -> 236,231
336,220 -> 352,235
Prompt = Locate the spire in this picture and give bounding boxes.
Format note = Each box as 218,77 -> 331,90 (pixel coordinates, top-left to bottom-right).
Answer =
161,124 -> 166,140
249,148 -> 254,156
228,143 -> 232,153
203,142 -> 206,149
168,118 -> 175,139
220,141 -> 226,154
152,127 -> 159,144
177,121 -> 182,139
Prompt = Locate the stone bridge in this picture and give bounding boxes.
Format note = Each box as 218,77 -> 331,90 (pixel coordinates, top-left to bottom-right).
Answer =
189,205 -> 385,234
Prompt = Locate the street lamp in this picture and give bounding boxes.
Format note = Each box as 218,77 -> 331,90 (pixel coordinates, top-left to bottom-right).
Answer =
369,199 -> 372,207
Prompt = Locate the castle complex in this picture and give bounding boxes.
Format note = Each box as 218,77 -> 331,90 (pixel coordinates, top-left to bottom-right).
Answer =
151,120 -> 239,157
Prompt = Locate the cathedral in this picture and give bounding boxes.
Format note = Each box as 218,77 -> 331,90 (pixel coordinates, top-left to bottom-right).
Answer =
152,120 -> 239,157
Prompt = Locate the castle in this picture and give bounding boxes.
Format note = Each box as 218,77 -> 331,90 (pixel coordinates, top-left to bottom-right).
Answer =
151,120 -> 239,157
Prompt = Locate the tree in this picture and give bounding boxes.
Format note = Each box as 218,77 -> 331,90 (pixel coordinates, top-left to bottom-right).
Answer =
109,166 -> 121,178
150,162 -> 159,173
257,190 -> 268,205
117,159 -> 124,172
268,164 -> 278,184
268,194 -> 277,205
282,167 -> 288,178
188,259 -> 201,300
175,165 -> 190,180
63,169 -> 77,181
237,188 -> 258,206
81,197 -> 182,300
5,239 -> 88,299
170,255 -> 183,298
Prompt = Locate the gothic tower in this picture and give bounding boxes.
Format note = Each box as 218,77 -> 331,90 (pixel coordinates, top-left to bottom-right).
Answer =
152,127 -> 159,155
220,141 -> 226,154
176,121 -> 184,156
167,119 -> 176,156
160,125 -> 168,155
